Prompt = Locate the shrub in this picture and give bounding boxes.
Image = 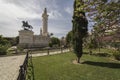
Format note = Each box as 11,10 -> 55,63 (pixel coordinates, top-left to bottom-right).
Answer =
0,35 -> 11,55
49,43 -> 53,47
113,51 -> 120,60
90,52 -> 111,57
0,45 -> 10,55
94,52 -> 111,57
17,46 -> 24,53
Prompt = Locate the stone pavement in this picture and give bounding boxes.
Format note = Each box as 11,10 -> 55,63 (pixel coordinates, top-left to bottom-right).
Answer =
0,55 -> 25,80
0,49 -> 69,80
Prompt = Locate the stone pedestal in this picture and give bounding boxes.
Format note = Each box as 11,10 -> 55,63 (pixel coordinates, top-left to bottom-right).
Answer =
18,30 -> 34,48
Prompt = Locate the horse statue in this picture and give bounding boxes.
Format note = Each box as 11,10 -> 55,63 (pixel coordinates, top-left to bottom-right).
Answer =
22,21 -> 33,30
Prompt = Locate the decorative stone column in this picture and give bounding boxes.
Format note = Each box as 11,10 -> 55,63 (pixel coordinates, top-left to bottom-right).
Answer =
42,8 -> 49,36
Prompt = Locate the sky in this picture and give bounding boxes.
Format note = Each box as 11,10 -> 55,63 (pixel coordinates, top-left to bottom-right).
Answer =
0,0 -> 74,38
0,0 -> 93,38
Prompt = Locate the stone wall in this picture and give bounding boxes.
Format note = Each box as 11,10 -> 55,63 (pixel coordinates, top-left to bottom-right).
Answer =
18,30 -> 50,48
19,30 -> 34,44
19,30 -> 33,48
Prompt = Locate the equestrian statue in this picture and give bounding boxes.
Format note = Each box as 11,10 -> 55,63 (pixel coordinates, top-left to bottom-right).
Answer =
22,21 -> 33,30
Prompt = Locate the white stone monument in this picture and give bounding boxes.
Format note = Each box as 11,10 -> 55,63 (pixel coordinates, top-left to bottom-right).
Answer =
18,8 -> 50,48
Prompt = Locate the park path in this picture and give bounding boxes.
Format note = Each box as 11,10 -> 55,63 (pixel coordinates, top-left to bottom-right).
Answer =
0,55 -> 25,80
32,49 -> 70,57
0,49 -> 69,80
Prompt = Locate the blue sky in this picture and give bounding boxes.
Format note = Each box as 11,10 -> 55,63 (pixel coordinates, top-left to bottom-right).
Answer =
0,0 -> 93,38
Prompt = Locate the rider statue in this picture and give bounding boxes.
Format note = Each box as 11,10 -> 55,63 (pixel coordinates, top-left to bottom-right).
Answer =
22,21 -> 33,30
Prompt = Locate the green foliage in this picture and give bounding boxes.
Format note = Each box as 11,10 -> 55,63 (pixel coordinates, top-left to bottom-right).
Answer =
5,36 -> 19,46
26,57 -> 34,80
49,37 -> 60,47
72,0 -> 88,61
110,42 -> 120,50
0,35 -> 11,55
84,1 -> 120,50
88,26 -> 105,49
49,42 -> 53,47
85,0 -> 120,31
88,38 -> 98,49
66,31 -> 73,47
18,47 -> 24,52
0,36 -> 10,45
0,45 -> 10,55
113,51 -> 120,60
16,36 -> 19,45
92,52 -> 111,57
85,34 -> 98,49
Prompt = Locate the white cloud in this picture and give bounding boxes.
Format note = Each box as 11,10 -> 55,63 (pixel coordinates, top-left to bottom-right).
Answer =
0,0 -> 73,37
0,0 -> 41,20
0,0 -> 41,37
65,7 -> 73,15
48,10 -> 63,20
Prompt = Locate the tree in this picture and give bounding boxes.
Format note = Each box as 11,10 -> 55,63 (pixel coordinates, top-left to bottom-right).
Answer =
66,31 -> 73,47
5,37 -> 19,46
72,0 -> 88,63
84,0 -> 120,32
87,34 -> 98,54
49,37 -> 60,47
0,35 -> 11,55
92,26 -> 105,51
0,35 -> 10,45
16,36 -> 19,45
79,0 -> 120,52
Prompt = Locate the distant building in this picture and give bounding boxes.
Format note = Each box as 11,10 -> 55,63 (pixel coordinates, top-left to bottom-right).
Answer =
102,24 -> 120,42
18,8 -> 50,48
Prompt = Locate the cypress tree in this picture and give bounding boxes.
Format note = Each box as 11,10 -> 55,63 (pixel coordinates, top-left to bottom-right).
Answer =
72,0 -> 88,63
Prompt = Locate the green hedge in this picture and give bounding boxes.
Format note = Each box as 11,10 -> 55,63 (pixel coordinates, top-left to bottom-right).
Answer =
0,45 -> 10,55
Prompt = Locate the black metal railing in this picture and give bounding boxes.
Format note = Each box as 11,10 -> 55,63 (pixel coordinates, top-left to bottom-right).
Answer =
17,51 -> 29,80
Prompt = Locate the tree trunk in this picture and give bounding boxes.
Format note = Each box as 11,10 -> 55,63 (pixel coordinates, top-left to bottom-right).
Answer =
77,57 -> 80,63
98,38 -> 101,53
89,49 -> 92,55
76,38 -> 83,63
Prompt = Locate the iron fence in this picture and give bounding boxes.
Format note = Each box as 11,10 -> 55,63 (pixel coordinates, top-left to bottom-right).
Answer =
17,51 -> 30,80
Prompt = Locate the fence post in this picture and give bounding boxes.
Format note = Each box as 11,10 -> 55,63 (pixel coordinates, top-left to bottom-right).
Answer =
47,48 -> 49,55
20,65 -> 25,80
61,47 -> 63,53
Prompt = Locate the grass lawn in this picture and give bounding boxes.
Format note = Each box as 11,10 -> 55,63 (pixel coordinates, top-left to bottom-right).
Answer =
32,52 -> 120,80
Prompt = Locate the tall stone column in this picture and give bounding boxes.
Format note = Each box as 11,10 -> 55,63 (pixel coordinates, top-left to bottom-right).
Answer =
42,8 -> 49,36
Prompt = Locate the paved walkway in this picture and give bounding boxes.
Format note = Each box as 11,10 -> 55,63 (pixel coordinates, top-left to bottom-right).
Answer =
32,49 -> 70,57
0,49 -> 69,80
0,55 -> 25,80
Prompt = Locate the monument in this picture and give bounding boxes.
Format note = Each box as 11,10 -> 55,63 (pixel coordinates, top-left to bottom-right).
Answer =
18,8 -> 50,48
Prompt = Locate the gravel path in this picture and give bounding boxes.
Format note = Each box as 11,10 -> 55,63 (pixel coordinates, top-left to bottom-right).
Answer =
0,55 -> 25,80
32,49 -> 69,57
